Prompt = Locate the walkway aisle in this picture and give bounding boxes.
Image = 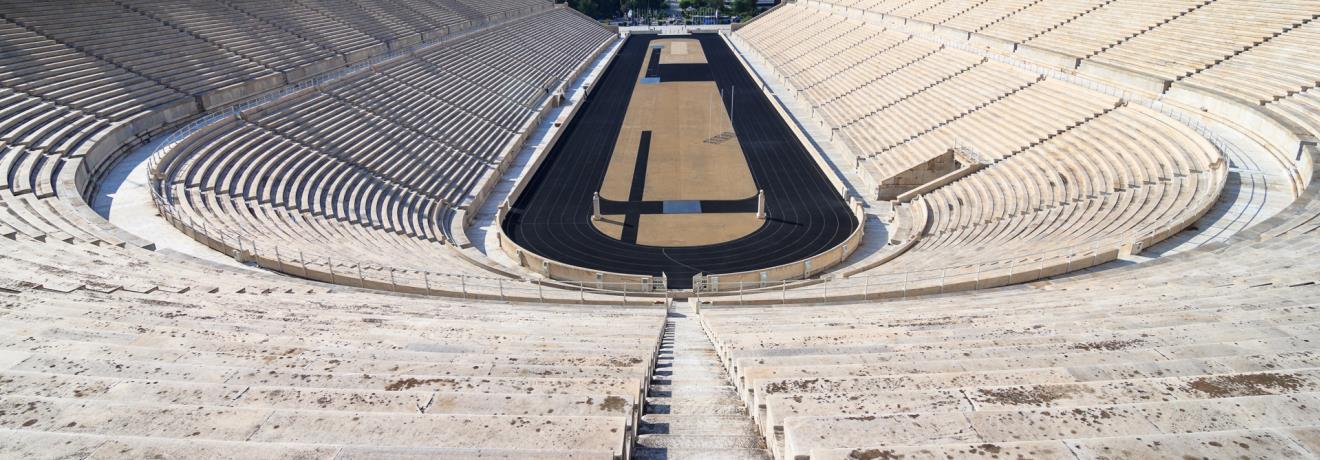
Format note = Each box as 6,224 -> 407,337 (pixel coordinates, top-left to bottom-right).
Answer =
634,309 -> 771,460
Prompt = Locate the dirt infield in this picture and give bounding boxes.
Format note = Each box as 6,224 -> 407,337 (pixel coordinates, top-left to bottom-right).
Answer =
637,213 -> 762,246
503,34 -> 857,287
657,38 -> 707,64
601,37 -> 757,238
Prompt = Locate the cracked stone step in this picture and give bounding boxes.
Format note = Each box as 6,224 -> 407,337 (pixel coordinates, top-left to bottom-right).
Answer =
640,414 -> 761,435
634,311 -> 772,459
648,384 -> 740,395
650,376 -> 732,385
632,447 -> 774,460
646,401 -> 751,416
647,394 -> 743,405
636,434 -> 767,450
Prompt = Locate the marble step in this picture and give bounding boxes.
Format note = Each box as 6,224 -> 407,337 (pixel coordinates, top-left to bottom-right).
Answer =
636,434 -> 767,450
640,414 -> 762,436
632,447 -> 773,460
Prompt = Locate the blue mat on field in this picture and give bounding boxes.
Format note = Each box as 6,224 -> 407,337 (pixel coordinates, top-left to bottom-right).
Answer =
662,200 -> 702,214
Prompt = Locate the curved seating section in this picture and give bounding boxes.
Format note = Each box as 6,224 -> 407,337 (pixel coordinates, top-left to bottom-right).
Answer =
0,0 -> 276,99
806,0 -> 1320,145
1186,20 -> 1320,105
702,4 -> 1320,452
698,217 -> 1320,459
736,3 -> 1225,277
1023,0 -> 1215,59
888,104 -> 1222,271
0,0 -> 665,452
0,247 -> 664,457
154,8 -> 612,275
977,0 -> 1111,43
0,0 -> 1318,455
1088,0 -> 1319,81
118,0 -> 348,76
0,0 -> 552,217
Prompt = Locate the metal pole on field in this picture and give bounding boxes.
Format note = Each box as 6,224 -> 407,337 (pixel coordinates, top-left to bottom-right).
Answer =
756,190 -> 766,219
592,192 -> 602,221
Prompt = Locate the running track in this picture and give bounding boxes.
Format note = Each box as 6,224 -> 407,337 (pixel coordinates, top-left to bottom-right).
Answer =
502,33 -> 857,289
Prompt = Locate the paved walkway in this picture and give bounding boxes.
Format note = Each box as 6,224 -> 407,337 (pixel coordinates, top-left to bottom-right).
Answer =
91,135 -> 256,270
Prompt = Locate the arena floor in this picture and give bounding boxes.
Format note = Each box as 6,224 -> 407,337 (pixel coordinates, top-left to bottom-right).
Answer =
503,33 -> 856,288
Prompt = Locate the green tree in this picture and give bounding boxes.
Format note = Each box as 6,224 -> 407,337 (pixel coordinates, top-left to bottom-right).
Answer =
568,0 -> 622,19
730,0 -> 756,17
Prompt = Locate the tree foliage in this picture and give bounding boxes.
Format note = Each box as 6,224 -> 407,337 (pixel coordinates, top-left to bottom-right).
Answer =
566,0 -> 621,19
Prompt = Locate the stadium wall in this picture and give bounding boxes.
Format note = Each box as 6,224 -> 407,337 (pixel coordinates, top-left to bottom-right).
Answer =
693,199 -> 865,291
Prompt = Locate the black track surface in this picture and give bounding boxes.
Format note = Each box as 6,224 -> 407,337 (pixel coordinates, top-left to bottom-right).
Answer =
502,34 -> 856,288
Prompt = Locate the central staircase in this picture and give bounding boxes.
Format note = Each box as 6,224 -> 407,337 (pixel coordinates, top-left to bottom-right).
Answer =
634,309 -> 772,460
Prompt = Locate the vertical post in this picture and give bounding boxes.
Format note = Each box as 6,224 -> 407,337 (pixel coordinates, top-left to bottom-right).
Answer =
538,281 -> 543,301
756,189 -> 766,220
498,279 -> 504,301
275,246 -> 283,273
901,272 -> 909,300
592,192 -> 602,221
357,264 -> 365,288
424,272 -> 431,295
461,276 -> 467,299
389,269 -> 396,290
328,257 -> 336,284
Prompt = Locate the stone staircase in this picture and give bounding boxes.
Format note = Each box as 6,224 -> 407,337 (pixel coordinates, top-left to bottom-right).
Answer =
634,309 -> 771,460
